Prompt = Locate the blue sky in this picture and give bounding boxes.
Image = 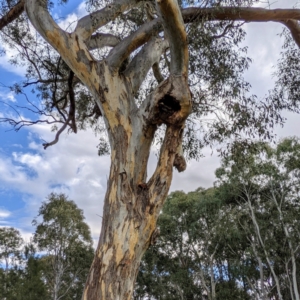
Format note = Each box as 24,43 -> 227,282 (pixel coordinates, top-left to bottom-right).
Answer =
0,0 -> 300,245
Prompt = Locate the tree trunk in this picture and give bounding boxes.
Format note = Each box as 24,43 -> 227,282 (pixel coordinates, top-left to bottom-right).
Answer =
83,165 -> 161,299
82,72 -> 190,299
82,141 -> 177,299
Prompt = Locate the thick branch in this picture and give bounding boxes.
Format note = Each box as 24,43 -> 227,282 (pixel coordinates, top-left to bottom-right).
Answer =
182,7 -> 300,23
0,0 -> 24,31
281,20 -> 300,49
107,7 -> 300,73
25,0 -> 68,52
26,0 -> 103,104
87,33 -> 120,50
124,38 -> 168,94
107,18 -> 162,72
75,0 -> 138,40
157,0 -> 188,77
148,125 -> 184,202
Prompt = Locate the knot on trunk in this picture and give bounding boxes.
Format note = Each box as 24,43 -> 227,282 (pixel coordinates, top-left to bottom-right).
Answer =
158,94 -> 181,119
153,76 -> 192,126
174,153 -> 187,172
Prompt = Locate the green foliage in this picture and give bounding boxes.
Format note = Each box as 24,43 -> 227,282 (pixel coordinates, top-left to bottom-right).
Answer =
136,138 -> 300,299
0,193 -> 94,300
0,227 -> 23,270
135,188 -> 250,300
32,193 -> 94,300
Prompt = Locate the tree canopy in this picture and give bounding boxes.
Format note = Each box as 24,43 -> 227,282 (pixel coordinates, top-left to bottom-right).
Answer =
0,193 -> 94,300
135,138 -> 300,300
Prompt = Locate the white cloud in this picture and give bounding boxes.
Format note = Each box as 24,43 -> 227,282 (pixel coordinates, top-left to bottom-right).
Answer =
0,44 -> 26,76
55,2 -> 87,32
0,90 -> 16,102
0,208 -> 11,218
0,124 -> 110,241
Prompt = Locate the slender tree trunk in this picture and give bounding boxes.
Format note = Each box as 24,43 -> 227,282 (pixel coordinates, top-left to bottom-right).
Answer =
286,261 -> 296,300
245,192 -> 283,300
270,189 -> 300,300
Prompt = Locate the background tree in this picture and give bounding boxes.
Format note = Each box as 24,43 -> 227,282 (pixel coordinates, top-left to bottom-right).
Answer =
2,0 -> 300,298
18,243 -> 50,300
136,139 -> 300,299
215,137 -> 300,300
32,193 -> 94,300
134,188 -> 251,300
0,227 -> 23,300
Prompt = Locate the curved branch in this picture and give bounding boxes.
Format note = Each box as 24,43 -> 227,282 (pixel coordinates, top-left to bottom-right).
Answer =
0,0 -> 24,31
87,33 -> 120,50
25,0 -> 102,99
152,62 -> 164,83
106,18 -> 162,72
157,0 -> 188,77
124,38 -> 168,94
42,119 -> 69,149
281,20 -> 300,49
25,0 -> 69,53
75,0 -> 138,40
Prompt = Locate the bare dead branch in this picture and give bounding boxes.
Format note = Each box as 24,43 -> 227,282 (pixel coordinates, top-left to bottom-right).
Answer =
157,0 -> 188,77
67,71 -> 77,134
23,78 -> 68,87
0,0 -> 24,31
42,120 -> 69,149
75,0 -> 138,40
0,97 -> 62,132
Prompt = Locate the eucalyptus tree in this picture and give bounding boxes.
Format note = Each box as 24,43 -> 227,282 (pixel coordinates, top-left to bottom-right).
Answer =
32,193 -> 94,300
0,227 -> 23,272
0,227 -> 23,299
135,188 -> 251,300
215,138 -> 300,300
2,0 -> 300,299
